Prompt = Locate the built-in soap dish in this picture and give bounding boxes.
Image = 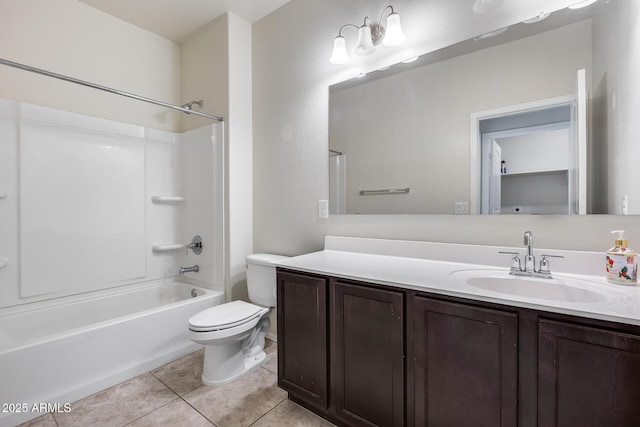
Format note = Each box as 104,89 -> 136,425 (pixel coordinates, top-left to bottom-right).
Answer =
152,244 -> 185,252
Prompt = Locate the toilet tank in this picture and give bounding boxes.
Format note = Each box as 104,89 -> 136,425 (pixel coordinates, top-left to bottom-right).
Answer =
246,254 -> 289,307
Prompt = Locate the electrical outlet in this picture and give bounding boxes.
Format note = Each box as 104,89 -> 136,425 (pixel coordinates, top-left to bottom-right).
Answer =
454,201 -> 468,214
622,195 -> 628,215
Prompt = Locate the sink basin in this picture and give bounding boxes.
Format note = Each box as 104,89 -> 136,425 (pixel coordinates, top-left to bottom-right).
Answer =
450,269 -> 609,304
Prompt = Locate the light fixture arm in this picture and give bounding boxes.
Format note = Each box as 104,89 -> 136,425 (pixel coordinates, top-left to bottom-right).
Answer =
336,23 -> 360,38
369,5 -> 396,45
335,6 -> 394,45
378,5 -> 396,25
329,4 -> 405,64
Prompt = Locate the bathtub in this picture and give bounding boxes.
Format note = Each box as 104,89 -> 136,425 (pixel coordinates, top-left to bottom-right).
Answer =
0,279 -> 223,427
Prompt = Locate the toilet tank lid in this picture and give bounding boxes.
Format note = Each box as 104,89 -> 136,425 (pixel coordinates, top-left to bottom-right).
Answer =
246,253 -> 289,266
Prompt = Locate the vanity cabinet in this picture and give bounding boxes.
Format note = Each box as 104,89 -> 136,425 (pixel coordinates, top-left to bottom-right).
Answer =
277,268 -> 640,427
410,296 -> 518,426
331,280 -> 404,426
276,271 -> 328,408
538,319 -> 640,427
277,270 -> 404,426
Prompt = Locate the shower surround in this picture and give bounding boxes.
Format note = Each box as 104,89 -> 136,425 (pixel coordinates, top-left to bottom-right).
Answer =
0,98 -> 224,427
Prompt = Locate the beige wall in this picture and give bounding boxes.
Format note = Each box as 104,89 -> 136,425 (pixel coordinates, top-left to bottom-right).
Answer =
227,14 -> 254,301
180,15 -> 229,132
252,0 -> 640,257
0,0 -> 182,131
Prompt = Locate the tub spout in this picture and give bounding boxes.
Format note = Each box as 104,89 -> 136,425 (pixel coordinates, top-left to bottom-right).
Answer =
179,265 -> 199,275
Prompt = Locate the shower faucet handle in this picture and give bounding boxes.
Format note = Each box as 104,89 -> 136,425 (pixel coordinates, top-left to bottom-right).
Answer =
186,235 -> 203,255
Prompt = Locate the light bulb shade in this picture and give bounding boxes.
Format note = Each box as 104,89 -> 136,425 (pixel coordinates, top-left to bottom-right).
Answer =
383,12 -> 405,46
354,25 -> 375,56
330,36 -> 349,64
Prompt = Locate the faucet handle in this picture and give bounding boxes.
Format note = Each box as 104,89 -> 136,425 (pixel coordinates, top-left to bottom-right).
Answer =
186,235 -> 203,255
539,254 -> 564,274
499,251 -> 522,271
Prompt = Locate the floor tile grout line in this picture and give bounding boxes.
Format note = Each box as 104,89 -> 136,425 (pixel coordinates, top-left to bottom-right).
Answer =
114,372 -> 187,426
150,370 -> 219,426
172,363 -> 283,427
177,394 -> 219,427
39,345 -> 283,427
121,396 -> 182,427
247,396 -> 288,426
150,371 -> 184,398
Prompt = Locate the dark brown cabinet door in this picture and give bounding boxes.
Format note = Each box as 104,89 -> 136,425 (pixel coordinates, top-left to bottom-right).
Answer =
538,319 -> 640,427
411,296 -> 518,427
277,270 -> 328,408
331,280 -> 405,427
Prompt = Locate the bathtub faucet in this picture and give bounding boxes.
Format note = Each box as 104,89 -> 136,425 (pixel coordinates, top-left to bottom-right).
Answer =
179,265 -> 199,275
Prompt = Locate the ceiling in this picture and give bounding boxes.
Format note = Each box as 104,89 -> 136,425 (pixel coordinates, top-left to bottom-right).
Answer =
79,0 -> 291,43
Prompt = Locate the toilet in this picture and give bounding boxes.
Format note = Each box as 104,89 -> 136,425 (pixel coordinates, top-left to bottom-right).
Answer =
187,254 -> 288,386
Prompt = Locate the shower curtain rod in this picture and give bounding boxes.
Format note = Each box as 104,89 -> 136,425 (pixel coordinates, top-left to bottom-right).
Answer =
0,57 -> 224,122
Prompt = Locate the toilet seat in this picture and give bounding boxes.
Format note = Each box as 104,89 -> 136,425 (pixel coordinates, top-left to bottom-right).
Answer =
189,300 -> 268,332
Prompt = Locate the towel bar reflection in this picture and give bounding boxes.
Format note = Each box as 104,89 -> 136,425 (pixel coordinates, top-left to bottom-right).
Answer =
359,187 -> 410,196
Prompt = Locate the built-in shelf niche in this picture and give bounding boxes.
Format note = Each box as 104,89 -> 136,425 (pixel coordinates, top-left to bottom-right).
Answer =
151,196 -> 186,254
151,244 -> 185,253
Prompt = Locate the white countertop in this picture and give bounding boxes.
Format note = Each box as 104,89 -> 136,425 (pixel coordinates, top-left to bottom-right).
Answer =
274,237 -> 640,327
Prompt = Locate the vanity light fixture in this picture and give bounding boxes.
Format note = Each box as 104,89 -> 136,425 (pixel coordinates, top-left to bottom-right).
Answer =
330,5 -> 406,65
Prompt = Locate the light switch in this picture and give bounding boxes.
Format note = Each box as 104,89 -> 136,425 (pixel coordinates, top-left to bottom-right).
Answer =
318,200 -> 329,219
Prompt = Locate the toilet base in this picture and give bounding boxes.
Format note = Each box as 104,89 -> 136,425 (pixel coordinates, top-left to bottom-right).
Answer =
199,313 -> 271,386
201,347 -> 266,386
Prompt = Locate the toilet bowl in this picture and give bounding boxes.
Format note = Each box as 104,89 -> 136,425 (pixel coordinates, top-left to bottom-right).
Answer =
187,254 -> 288,386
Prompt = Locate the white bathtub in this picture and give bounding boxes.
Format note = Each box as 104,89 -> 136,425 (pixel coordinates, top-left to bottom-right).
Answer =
0,280 -> 223,427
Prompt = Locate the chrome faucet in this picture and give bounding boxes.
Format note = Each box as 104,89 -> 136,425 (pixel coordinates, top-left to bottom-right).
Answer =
524,230 -> 535,273
499,231 -> 563,279
179,265 -> 199,275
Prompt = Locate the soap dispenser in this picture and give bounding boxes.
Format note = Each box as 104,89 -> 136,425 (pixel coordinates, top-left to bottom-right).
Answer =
606,230 -> 637,285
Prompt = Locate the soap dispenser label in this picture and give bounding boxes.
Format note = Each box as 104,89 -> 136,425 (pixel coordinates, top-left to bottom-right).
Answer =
606,254 -> 637,284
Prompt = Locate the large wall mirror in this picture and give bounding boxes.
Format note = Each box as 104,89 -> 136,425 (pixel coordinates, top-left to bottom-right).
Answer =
329,0 -> 638,215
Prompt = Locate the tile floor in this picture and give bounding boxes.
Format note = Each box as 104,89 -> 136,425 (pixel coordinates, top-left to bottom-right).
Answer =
19,340 -> 335,427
